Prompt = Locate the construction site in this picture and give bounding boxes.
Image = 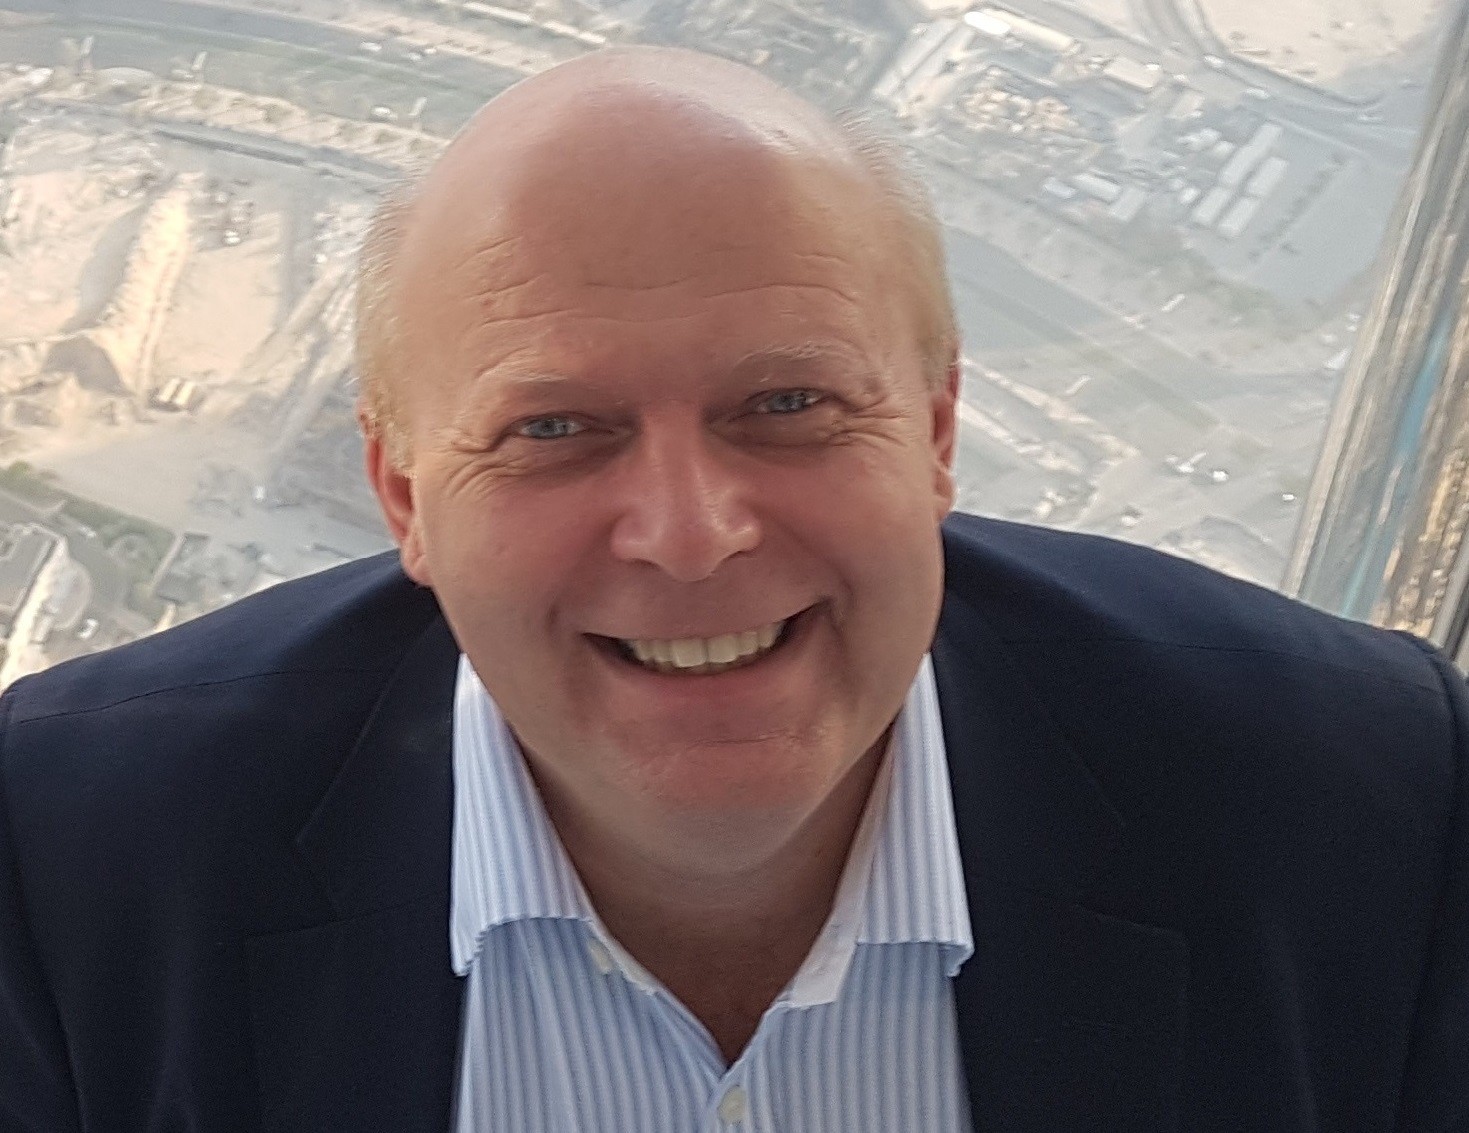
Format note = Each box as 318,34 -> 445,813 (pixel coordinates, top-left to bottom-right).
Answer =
0,30 -> 411,682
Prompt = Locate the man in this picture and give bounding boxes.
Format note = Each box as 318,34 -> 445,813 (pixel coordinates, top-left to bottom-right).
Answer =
1,46 -> 1464,1132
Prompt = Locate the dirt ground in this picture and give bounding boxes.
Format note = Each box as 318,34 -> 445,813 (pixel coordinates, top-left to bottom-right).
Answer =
1197,0 -> 1451,91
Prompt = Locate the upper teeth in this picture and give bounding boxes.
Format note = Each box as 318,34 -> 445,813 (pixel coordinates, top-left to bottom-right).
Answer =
624,620 -> 784,672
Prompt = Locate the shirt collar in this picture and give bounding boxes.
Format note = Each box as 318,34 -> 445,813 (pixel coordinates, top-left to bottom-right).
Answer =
450,653 -> 973,982
856,653 -> 973,956
449,654 -> 586,973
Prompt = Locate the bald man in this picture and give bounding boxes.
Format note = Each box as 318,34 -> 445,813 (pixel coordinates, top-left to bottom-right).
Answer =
2,48 -> 1465,1133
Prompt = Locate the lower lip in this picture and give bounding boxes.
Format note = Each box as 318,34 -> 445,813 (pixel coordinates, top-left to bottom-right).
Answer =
589,607 -> 818,698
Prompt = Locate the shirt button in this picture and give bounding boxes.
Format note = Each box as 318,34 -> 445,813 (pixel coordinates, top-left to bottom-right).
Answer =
586,938 -> 614,975
717,1085 -> 748,1124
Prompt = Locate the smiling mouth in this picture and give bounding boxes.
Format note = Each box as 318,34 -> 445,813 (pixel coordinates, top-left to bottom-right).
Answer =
595,611 -> 804,676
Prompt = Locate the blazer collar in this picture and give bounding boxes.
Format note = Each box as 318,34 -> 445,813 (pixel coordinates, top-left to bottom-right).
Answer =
295,612 -> 460,917
934,588 -> 1189,1133
932,587 -> 1124,900
246,610 -> 464,1132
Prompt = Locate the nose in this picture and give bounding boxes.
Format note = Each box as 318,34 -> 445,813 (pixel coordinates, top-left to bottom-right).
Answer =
608,420 -> 761,582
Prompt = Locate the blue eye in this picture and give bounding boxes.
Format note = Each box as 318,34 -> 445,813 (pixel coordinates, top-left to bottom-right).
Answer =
518,416 -> 584,440
758,390 -> 821,415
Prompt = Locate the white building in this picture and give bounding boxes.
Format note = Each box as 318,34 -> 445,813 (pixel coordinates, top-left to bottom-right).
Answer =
976,8 -> 1077,54
0,523 -> 80,688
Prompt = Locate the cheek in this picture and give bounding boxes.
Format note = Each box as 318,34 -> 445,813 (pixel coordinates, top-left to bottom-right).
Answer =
417,479 -> 599,629
806,441 -> 942,535
778,457 -> 944,609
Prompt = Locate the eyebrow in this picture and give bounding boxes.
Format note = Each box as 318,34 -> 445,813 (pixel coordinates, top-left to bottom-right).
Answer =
475,370 -> 590,397
474,341 -> 883,401
728,342 -> 880,384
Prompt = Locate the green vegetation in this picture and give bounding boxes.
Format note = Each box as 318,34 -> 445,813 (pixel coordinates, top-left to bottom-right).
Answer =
0,461 -> 63,507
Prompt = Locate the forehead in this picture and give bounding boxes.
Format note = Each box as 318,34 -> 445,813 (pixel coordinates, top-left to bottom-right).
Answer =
397,127 -> 899,385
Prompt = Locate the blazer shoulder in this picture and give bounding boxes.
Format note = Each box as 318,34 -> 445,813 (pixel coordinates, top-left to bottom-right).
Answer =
938,514 -> 1461,847
939,512 -> 1438,693
2,550 -> 440,726
0,553 -> 453,900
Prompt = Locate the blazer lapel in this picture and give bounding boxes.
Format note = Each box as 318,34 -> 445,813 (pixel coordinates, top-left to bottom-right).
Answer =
245,614 -> 465,1133
934,596 -> 1189,1133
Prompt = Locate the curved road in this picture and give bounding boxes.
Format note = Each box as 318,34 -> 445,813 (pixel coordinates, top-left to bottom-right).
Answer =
1132,0 -> 1375,109
2,0 -> 528,131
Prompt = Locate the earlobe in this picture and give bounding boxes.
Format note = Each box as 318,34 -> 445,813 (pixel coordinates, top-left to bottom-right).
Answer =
397,519 -> 433,589
361,422 -> 433,587
934,461 -> 956,520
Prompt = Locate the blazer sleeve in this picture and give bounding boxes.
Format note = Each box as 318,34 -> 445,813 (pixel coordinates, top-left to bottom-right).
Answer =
0,691 -> 82,1132
1394,639 -> 1469,1133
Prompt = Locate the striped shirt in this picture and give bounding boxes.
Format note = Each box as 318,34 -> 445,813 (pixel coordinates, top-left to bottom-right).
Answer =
450,653 -> 975,1132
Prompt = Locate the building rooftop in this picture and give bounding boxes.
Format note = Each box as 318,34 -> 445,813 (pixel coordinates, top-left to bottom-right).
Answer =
0,523 -> 60,622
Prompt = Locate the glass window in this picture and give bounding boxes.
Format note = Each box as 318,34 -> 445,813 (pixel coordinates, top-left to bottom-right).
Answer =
1282,1 -> 1469,648
0,0 -> 1463,681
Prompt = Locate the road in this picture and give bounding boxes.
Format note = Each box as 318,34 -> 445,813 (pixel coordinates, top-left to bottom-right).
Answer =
946,230 -> 1253,430
1132,0 -> 1369,111
989,0 -> 1423,164
1123,0 -> 1426,162
1,0 -> 527,132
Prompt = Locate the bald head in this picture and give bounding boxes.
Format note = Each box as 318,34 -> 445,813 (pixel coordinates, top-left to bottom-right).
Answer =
356,47 -> 957,464
427,46 -> 850,197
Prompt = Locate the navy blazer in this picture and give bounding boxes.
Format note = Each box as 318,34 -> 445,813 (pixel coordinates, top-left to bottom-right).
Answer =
2,514 -> 1465,1132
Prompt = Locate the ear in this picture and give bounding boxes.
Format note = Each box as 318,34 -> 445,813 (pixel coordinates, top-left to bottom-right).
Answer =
931,351 -> 960,518
359,406 -> 433,588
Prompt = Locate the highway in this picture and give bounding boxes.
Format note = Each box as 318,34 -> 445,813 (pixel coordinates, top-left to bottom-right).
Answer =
945,230 -> 1229,450
989,0 -> 1423,164
1131,0 -> 1366,112
1122,0 -> 1426,162
0,0 -> 527,132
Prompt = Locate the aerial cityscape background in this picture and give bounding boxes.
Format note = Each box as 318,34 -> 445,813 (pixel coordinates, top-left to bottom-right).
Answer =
0,0 -> 1457,685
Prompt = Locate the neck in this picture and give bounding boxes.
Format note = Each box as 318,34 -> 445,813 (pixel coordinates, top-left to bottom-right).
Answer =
559,739 -> 882,954
533,734 -> 887,1060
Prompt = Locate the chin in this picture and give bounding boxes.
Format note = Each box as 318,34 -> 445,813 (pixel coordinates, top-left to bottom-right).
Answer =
626,734 -> 843,815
